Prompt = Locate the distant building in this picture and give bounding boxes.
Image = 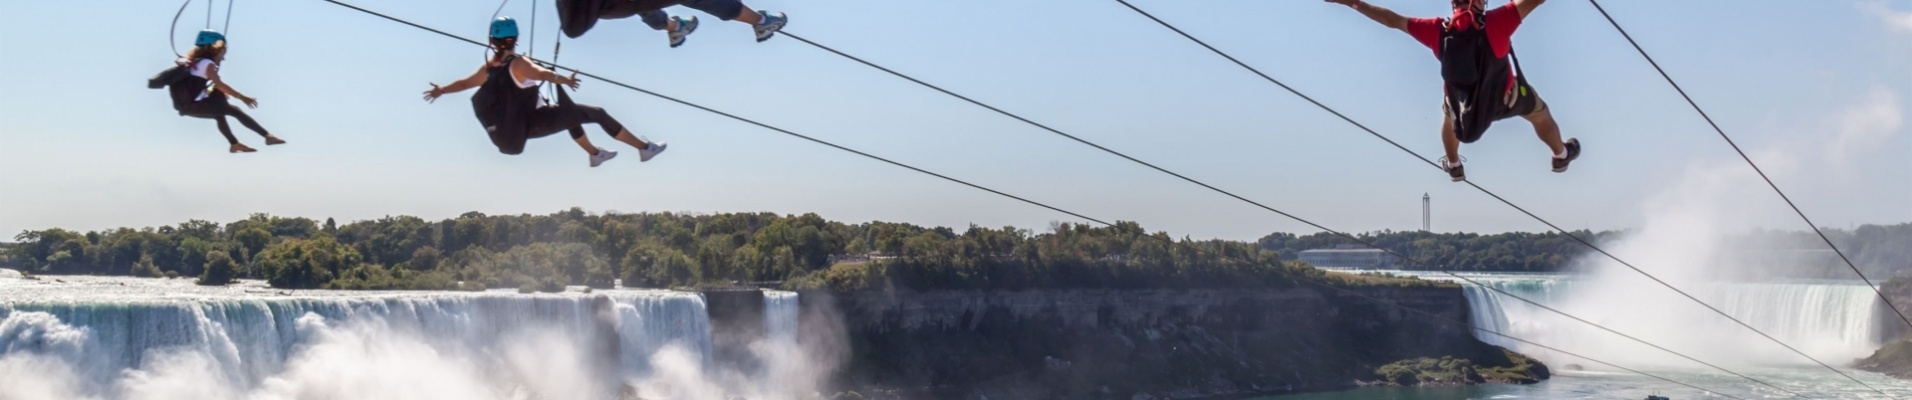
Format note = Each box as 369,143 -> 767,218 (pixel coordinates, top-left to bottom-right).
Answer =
1298,245 -> 1401,270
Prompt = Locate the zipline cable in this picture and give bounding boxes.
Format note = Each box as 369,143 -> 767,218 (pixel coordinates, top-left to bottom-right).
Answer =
777,28 -> 1810,399
1111,1 -> 1892,396
1586,0 -> 1912,336
222,0 -> 236,35
169,0 -> 194,57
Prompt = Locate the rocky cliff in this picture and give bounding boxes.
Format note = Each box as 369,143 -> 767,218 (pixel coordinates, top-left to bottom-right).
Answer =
804,285 -> 1544,399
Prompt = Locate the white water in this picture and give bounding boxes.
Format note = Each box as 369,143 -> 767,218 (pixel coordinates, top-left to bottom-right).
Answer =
765,290 -> 799,344
0,275 -> 810,400
1456,274 -> 1886,369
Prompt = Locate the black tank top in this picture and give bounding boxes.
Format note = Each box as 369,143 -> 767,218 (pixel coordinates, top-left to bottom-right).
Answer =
471,55 -> 542,131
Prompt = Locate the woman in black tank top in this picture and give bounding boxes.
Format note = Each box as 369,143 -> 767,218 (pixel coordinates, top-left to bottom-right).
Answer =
422,17 -> 669,168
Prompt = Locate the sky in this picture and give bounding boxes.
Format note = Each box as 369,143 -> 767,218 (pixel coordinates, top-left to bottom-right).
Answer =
1,0 -> 1909,241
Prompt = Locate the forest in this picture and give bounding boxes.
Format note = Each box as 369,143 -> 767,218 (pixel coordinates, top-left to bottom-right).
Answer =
7,210 -> 1908,291
1,210 -> 1335,292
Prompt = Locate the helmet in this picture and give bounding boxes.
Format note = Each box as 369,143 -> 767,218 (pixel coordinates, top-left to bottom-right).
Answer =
489,17 -> 519,40
194,30 -> 226,47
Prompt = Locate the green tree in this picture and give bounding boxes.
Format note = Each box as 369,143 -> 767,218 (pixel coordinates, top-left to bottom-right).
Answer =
198,251 -> 237,286
256,236 -> 361,289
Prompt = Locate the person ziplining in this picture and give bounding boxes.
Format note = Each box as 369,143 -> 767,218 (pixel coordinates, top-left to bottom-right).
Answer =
555,0 -> 788,47
149,30 -> 288,153
1324,0 -> 1580,181
423,17 -> 666,167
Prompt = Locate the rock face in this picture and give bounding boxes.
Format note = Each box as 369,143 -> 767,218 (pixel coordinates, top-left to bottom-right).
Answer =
810,285 -> 1543,399
1854,278 -> 1912,378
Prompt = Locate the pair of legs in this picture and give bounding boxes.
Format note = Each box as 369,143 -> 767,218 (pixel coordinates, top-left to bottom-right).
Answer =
631,0 -> 768,30
490,102 -> 661,165
179,95 -> 283,153
1440,82 -> 1566,167
557,0 -> 784,45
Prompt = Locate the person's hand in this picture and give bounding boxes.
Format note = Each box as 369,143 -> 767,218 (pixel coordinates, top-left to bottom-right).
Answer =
561,72 -> 581,90
423,83 -> 445,103
1325,0 -> 1361,6
239,95 -> 259,109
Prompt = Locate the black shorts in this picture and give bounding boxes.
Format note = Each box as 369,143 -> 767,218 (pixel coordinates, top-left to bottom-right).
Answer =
1443,78 -> 1547,143
1497,78 -> 1545,120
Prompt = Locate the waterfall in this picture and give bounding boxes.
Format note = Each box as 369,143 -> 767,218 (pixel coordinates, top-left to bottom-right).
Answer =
764,290 -> 799,344
0,276 -> 713,400
1459,274 -> 1885,369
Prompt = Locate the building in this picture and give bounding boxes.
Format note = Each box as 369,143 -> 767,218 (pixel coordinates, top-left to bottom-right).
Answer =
1298,245 -> 1401,270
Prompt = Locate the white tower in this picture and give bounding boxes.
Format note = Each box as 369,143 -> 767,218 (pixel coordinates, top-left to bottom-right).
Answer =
1422,193 -> 1431,232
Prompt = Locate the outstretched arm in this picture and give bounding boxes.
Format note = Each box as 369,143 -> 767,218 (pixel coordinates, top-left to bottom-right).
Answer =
1325,0 -> 1410,33
205,64 -> 258,109
511,57 -> 581,90
1515,0 -> 1546,19
423,66 -> 488,103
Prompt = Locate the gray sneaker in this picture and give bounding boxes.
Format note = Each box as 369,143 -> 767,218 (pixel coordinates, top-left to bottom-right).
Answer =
754,11 -> 787,42
590,148 -> 619,168
639,142 -> 667,162
668,16 -> 699,48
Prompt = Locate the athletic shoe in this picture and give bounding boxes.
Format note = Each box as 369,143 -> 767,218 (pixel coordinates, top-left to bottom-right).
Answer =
229,143 -> 257,153
639,142 -> 667,162
668,16 -> 699,48
1439,156 -> 1465,182
264,135 -> 287,145
1551,138 -> 1581,173
590,148 -> 619,168
754,11 -> 787,42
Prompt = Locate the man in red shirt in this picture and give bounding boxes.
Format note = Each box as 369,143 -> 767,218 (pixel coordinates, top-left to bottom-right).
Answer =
1326,0 -> 1579,181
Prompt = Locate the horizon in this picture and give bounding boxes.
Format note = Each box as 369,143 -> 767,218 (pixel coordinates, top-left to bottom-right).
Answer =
7,206 -> 1909,245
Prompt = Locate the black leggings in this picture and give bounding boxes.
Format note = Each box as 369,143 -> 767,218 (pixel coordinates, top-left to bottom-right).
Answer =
179,97 -> 270,145
489,102 -> 628,155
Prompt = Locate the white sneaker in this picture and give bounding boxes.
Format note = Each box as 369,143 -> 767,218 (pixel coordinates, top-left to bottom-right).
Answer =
590,148 -> 619,168
639,142 -> 667,162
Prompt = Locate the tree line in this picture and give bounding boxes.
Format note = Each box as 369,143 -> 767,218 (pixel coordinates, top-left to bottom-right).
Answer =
3,210 -> 1374,292
1259,224 -> 1912,275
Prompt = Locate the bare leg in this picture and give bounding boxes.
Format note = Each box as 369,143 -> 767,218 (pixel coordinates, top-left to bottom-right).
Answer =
1523,104 -> 1566,157
574,135 -> 601,156
733,7 -> 763,25
612,129 -> 652,150
1441,113 -> 1461,165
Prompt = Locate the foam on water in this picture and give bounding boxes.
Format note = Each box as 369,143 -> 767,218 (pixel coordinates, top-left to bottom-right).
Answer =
0,275 -> 719,400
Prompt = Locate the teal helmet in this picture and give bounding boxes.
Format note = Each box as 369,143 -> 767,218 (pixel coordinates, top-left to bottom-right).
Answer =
194,30 -> 225,47
489,17 -> 519,39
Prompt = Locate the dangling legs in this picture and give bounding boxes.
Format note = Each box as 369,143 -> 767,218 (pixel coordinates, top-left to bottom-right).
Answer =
1509,83 -> 1578,172
181,100 -> 263,153
675,0 -> 784,41
222,103 -> 286,146
528,103 -> 665,167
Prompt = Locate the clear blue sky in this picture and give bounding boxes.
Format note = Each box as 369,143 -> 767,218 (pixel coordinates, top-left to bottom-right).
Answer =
2,0 -> 1909,241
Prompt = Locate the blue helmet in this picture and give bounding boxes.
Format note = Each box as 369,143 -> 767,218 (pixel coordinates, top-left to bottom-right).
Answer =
194,30 -> 225,47
489,17 -> 519,40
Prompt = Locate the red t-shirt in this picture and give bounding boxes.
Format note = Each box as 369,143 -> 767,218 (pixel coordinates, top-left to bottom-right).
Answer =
1406,3 -> 1523,91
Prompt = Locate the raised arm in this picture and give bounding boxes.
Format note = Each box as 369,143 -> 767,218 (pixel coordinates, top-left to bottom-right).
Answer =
1325,0 -> 1411,32
423,65 -> 489,103
1514,0 -> 1546,19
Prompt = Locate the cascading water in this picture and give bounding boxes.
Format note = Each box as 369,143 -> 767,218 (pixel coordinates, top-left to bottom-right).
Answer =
1455,273 -> 1886,369
0,275 -> 716,400
764,290 -> 799,344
